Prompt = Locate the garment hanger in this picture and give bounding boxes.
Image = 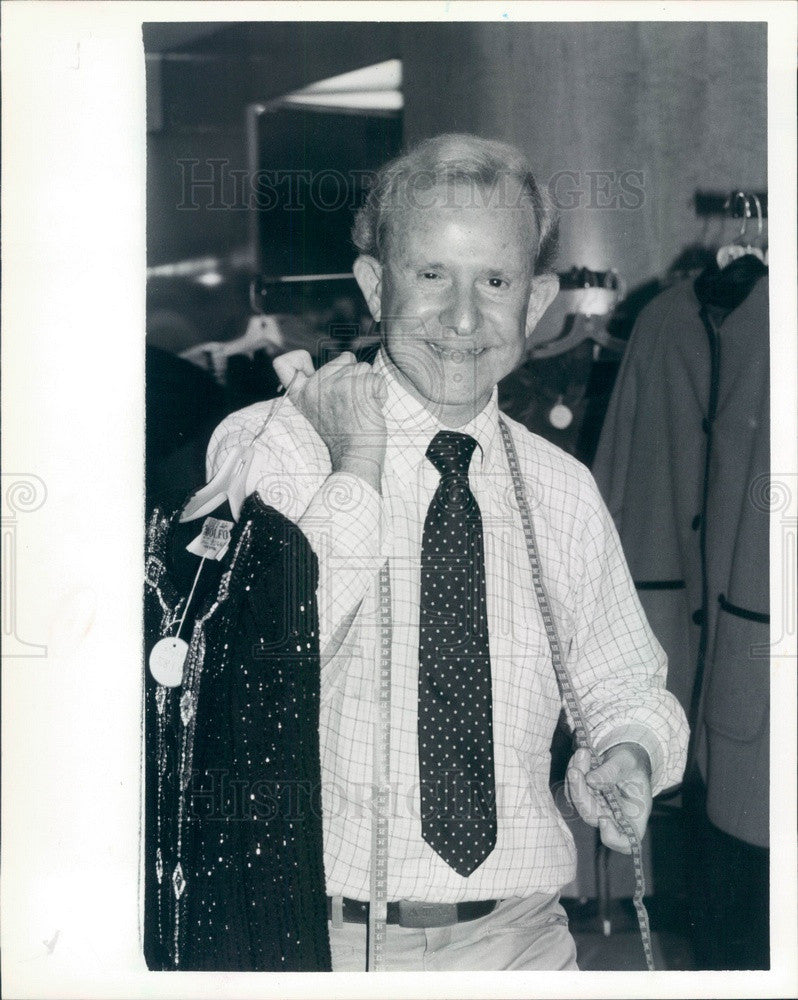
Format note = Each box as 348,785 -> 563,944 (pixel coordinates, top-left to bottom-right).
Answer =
716,192 -> 766,269
750,193 -> 768,266
179,354 -> 309,522
529,314 -> 627,360
179,315 -> 284,384
529,269 -> 626,360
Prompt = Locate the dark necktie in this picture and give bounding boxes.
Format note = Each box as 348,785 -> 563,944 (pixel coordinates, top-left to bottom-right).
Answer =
418,430 -> 497,876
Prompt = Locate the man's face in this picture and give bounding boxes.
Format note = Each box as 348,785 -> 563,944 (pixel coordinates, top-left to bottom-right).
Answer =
367,180 -> 546,424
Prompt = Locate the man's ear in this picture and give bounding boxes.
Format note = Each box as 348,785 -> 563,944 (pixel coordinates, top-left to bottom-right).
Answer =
524,272 -> 560,341
353,255 -> 383,322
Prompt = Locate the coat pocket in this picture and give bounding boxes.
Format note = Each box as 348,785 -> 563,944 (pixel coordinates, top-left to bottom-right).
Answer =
704,599 -> 769,742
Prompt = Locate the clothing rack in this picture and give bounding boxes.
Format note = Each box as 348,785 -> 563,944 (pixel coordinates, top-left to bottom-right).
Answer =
250,273 -> 358,314
251,267 -> 623,313
557,267 -> 622,292
255,268 -> 622,290
694,190 -> 768,218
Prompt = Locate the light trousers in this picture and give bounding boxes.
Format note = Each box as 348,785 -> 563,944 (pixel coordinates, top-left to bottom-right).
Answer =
328,892 -> 579,972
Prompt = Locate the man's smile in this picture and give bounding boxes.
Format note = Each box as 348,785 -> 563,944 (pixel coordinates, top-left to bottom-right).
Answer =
426,342 -> 488,360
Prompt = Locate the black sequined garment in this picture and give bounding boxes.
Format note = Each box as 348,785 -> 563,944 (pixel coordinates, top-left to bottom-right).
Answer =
143,494 -> 331,971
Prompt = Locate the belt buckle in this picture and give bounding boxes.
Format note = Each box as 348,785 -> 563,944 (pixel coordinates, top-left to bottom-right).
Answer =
397,901 -> 457,928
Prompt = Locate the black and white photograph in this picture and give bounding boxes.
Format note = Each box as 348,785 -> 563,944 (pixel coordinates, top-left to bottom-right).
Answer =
2,3 -> 797,998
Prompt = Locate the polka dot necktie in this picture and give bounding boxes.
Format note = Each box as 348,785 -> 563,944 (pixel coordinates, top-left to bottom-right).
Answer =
418,430 -> 497,877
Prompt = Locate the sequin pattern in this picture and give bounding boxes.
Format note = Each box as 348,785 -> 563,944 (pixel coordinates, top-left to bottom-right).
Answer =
143,495 -> 330,971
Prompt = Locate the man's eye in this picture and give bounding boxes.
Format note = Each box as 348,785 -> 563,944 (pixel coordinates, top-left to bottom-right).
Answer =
421,271 -> 440,280
488,277 -> 507,289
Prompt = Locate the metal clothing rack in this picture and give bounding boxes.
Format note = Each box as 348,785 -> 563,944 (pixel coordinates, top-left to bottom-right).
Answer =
556,266 -> 623,292
249,273 -> 358,314
251,266 -> 624,311
694,190 -> 768,218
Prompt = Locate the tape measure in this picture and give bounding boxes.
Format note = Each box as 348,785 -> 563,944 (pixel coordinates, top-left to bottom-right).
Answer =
499,419 -> 655,971
367,562 -> 393,971
365,419 -> 655,972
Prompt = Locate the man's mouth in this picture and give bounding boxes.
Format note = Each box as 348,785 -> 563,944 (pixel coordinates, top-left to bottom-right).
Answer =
426,343 -> 487,360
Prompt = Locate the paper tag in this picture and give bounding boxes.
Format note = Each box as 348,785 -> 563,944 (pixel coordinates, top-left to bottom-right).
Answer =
186,516 -> 233,560
548,402 -> 574,430
149,636 -> 189,688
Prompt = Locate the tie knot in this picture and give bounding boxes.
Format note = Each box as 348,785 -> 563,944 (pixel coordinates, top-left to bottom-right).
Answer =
426,430 -> 478,479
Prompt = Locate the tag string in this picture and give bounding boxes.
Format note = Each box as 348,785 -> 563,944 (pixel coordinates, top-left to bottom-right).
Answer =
175,557 -> 206,641
253,369 -> 301,443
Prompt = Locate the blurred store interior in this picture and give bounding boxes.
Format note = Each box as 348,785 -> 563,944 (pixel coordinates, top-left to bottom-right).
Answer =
143,20 -> 769,971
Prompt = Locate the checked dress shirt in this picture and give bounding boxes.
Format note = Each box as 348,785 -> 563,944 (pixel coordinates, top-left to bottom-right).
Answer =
207,348 -> 688,904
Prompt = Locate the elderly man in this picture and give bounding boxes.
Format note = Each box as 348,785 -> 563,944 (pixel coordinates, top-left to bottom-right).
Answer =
207,133 -> 688,971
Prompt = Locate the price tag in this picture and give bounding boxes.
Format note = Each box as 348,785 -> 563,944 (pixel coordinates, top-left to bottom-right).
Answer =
548,402 -> 574,430
186,516 -> 233,560
149,636 -> 189,688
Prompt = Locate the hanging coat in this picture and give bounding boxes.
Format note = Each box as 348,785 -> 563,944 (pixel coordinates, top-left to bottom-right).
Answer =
592,261 -> 769,848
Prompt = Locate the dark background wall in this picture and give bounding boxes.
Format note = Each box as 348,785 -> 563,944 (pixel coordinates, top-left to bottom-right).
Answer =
145,22 -> 401,265
146,20 -> 767,289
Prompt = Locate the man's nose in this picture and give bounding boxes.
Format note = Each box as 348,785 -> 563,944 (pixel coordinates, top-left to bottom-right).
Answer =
439,284 -> 480,337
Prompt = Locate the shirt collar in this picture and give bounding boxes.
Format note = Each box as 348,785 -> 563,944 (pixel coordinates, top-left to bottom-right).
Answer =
373,347 -> 501,474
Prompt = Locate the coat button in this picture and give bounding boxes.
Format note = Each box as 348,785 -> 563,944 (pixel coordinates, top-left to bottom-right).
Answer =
691,514 -> 701,530
692,609 -> 704,625
701,418 -> 710,434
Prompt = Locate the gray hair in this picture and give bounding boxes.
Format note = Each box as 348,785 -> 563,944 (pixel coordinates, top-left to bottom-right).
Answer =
352,133 -> 560,273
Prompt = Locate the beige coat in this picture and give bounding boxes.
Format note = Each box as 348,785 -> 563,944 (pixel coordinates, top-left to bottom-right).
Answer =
592,275 -> 769,848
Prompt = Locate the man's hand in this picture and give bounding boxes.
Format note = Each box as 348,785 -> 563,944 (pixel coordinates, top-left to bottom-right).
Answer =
274,351 -> 387,492
566,743 -> 653,854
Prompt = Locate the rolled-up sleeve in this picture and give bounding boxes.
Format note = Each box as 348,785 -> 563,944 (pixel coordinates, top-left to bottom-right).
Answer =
564,480 -> 689,796
207,404 -> 386,682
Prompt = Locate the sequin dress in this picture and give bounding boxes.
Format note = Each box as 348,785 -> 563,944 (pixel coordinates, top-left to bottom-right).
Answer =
143,494 -> 331,970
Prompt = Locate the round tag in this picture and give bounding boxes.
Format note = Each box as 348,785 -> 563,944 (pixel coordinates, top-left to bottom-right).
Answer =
149,636 -> 188,688
548,402 -> 574,430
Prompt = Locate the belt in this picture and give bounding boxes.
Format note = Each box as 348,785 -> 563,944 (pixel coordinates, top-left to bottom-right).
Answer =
326,895 -> 498,929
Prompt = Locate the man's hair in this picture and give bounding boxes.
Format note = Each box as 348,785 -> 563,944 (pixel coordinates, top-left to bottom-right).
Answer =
352,133 -> 560,273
